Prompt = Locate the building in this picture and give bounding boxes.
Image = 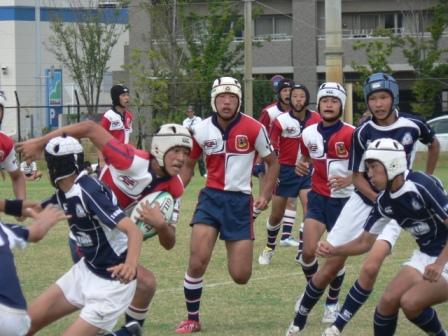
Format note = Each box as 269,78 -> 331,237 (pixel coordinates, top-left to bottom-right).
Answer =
129,0 -> 447,117
0,0 -> 128,137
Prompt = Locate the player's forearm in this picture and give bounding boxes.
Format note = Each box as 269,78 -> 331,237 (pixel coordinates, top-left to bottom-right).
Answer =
261,156 -> 279,200
180,159 -> 196,187
157,224 -> 176,250
124,225 -> 143,268
332,232 -> 375,257
426,138 -> 440,175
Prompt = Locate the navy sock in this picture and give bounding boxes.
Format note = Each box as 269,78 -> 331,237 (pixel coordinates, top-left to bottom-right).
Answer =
409,307 -> 445,335
373,308 -> 398,336
293,280 -> 325,330
326,267 -> 346,305
184,273 -> 203,322
334,279 -> 371,332
300,257 -> 318,282
280,209 -> 296,240
266,221 -> 281,250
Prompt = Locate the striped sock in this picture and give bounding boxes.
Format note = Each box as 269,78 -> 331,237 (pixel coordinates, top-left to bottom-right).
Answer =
410,307 -> 445,335
326,267 -> 346,305
299,256 -> 318,282
281,209 -> 296,240
183,273 -> 203,322
266,220 -> 281,250
125,304 -> 149,327
252,206 -> 262,221
294,280 -> 325,330
334,279 -> 371,332
373,308 -> 398,336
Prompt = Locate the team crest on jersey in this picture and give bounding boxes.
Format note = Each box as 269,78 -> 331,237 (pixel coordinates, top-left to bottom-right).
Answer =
76,204 -> 87,218
384,206 -> 393,215
335,142 -> 348,157
402,132 -> 413,146
118,175 -> 137,189
204,139 -> 217,150
309,143 -> 318,153
235,135 -> 249,151
411,198 -> 422,211
406,221 -> 430,236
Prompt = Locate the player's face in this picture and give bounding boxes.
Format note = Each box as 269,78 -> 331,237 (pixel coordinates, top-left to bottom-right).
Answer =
215,93 -> 239,120
368,91 -> 393,121
119,93 -> 130,107
290,89 -> 307,112
366,160 -> 388,190
164,146 -> 191,176
319,96 -> 341,122
279,87 -> 291,104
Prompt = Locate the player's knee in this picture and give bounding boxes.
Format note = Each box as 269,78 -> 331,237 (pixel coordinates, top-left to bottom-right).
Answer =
378,290 -> 400,312
361,260 -> 381,285
400,293 -> 420,317
136,268 -> 156,296
230,269 -> 252,284
302,244 -> 316,262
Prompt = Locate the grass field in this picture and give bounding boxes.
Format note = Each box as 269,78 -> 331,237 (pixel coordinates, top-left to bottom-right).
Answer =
2,152 -> 448,335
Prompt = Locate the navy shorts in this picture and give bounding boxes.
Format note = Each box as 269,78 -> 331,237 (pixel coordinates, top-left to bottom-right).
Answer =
191,187 -> 254,240
274,165 -> 311,198
305,190 -> 349,232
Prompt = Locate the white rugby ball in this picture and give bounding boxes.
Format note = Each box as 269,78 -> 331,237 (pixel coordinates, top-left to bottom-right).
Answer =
130,191 -> 175,240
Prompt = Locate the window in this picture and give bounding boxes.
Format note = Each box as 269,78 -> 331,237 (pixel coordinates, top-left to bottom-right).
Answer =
255,15 -> 292,37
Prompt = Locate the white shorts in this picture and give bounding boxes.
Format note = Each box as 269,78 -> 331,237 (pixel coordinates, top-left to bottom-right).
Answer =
404,249 -> 448,282
0,303 -> 31,336
56,259 -> 137,332
327,192 -> 401,248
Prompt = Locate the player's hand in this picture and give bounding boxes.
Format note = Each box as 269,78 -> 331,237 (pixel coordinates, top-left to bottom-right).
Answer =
25,205 -> 69,225
295,161 -> 309,176
253,196 -> 268,211
107,263 -> 137,284
137,201 -> 166,230
423,263 -> 443,282
328,175 -> 350,191
16,139 -> 44,162
316,241 -> 334,258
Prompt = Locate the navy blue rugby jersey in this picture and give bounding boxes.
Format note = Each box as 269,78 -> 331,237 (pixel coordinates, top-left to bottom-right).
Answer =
349,111 -> 436,205
364,171 -> 448,256
46,171 -> 127,279
0,222 -> 29,309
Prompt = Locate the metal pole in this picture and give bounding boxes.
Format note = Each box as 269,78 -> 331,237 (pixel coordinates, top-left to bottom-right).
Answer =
74,89 -> 81,122
34,0 -> 42,133
14,91 -> 21,142
324,0 -> 343,83
243,0 -> 253,116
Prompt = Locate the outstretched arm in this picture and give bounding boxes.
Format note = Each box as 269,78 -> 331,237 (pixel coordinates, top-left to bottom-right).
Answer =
17,120 -> 114,161
426,137 -> 440,175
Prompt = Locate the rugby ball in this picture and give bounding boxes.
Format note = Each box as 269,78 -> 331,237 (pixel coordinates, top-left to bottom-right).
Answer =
130,191 -> 175,240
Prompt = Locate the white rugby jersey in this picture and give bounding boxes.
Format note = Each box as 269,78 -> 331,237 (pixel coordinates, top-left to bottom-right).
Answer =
191,113 -> 274,194
0,132 -> 19,172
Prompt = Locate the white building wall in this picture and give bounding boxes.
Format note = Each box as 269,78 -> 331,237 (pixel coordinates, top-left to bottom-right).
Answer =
0,1 -> 128,138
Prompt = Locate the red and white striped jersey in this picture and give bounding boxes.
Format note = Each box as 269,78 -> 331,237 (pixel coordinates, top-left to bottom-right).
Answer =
258,102 -> 288,134
99,139 -> 184,208
0,132 -> 18,172
190,113 -> 274,194
100,109 -> 133,144
270,110 -> 321,165
300,121 -> 355,198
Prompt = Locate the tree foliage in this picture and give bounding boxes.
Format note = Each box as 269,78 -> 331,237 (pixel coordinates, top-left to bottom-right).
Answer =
47,0 -> 128,116
127,0 -> 261,134
351,0 -> 448,118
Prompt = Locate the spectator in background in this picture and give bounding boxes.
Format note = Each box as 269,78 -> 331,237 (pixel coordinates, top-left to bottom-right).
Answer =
20,161 -> 42,182
182,105 -> 206,177
98,84 -> 134,170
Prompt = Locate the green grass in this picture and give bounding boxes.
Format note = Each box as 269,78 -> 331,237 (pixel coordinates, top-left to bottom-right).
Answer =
2,152 -> 448,335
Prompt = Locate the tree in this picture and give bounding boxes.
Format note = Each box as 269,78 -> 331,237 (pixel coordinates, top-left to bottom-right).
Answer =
47,0 -> 128,116
127,0 -> 261,135
351,0 -> 448,118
